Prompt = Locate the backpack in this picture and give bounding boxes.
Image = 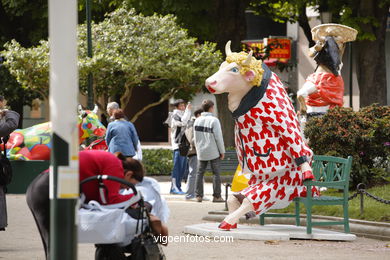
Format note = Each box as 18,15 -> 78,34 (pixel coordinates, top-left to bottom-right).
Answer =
173,115 -> 190,157
0,136 -> 12,186
177,133 -> 190,157
163,112 -> 173,127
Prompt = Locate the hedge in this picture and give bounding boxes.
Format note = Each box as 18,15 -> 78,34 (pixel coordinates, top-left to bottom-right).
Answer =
304,104 -> 390,188
142,148 -> 173,176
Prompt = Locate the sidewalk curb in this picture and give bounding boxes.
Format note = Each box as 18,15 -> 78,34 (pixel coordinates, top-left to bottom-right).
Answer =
149,175 -> 233,183
203,211 -> 390,241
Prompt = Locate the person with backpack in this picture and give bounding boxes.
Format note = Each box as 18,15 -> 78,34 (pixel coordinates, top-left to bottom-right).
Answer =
0,95 -> 20,231
169,99 -> 191,194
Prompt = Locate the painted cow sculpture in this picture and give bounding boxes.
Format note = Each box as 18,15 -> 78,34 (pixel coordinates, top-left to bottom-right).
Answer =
4,106 -> 106,160
205,41 -> 318,230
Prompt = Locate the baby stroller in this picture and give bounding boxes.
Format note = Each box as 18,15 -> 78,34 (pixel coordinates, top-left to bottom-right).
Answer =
79,175 -> 165,260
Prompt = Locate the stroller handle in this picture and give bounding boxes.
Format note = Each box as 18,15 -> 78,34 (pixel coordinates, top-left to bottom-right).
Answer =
80,175 -> 138,196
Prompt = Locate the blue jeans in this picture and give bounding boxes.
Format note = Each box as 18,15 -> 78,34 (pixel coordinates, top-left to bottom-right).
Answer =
185,155 -> 198,198
171,149 -> 188,192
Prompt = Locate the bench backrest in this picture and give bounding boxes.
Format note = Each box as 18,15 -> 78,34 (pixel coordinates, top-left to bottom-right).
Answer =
312,155 -> 353,188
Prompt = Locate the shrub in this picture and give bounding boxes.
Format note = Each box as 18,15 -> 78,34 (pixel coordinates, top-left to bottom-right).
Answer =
142,148 -> 173,176
304,104 -> 390,188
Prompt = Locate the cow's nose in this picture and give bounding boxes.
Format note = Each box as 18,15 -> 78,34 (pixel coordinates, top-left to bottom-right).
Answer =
206,80 -> 217,87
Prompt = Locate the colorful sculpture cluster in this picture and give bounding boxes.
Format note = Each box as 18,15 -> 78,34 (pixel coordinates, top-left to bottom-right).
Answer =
3,106 -> 106,160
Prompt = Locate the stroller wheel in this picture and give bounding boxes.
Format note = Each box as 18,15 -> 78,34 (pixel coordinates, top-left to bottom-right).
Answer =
95,244 -> 127,260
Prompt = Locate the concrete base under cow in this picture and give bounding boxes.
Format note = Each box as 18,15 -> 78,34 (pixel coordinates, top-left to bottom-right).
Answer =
183,223 -> 356,241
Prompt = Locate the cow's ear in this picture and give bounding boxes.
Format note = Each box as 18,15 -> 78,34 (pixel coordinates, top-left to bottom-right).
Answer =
244,70 -> 255,82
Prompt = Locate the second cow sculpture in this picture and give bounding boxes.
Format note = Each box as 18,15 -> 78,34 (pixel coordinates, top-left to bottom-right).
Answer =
205,41 -> 319,230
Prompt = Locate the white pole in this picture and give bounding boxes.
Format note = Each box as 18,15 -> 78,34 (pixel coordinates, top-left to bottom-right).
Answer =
48,0 -> 78,258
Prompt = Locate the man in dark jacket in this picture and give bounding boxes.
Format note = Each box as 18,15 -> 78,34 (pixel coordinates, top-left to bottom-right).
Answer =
0,95 -> 20,230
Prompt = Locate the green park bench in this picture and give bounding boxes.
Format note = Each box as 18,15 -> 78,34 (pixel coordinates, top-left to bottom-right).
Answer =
206,150 -> 238,173
260,155 -> 353,234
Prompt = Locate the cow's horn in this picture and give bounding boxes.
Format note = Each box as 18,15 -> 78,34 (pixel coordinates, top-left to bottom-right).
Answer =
243,50 -> 253,66
92,104 -> 98,114
225,41 -> 232,56
78,104 -> 83,114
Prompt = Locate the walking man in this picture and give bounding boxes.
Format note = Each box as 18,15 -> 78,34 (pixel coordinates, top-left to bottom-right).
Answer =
194,100 -> 225,202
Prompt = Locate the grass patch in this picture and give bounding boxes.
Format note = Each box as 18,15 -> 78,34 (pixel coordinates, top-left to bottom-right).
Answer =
268,184 -> 390,222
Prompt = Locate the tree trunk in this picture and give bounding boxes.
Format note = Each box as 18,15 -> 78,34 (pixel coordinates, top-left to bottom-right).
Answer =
8,97 -> 24,129
355,0 -> 389,107
215,93 -> 235,147
210,0 -> 250,147
297,3 -> 315,47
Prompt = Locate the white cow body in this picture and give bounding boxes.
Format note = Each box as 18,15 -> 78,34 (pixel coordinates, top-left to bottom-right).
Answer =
205,42 -> 317,227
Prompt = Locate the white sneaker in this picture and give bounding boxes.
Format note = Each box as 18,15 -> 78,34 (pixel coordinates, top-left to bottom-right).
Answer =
202,196 -> 210,201
185,196 -> 196,201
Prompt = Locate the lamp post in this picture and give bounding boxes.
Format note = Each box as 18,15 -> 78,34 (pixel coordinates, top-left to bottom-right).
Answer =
86,0 -> 94,109
49,0 -> 79,259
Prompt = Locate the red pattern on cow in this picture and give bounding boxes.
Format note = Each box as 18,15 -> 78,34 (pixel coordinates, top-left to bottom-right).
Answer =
260,124 -> 273,139
264,202 -> 276,209
266,88 -> 277,100
289,187 -> 299,201
292,172 -> 301,186
254,156 -> 266,170
245,145 -> 254,157
260,188 -> 271,202
250,107 -> 263,119
280,171 -> 292,185
276,186 -> 286,200
274,110 -> 287,123
266,153 -> 279,167
263,139 -> 275,153
263,102 -> 276,114
248,127 -> 259,142
267,176 -> 279,190
234,72 -> 318,217
253,201 -> 263,211
275,96 -> 287,109
280,151 -> 292,165
243,114 -> 256,128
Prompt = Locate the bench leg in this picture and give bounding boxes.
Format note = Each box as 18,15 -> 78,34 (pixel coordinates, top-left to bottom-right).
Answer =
306,206 -> 312,235
294,200 -> 300,226
343,203 -> 350,233
260,214 -> 265,225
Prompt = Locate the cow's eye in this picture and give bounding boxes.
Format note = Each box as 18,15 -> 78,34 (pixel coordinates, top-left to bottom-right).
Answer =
230,67 -> 239,73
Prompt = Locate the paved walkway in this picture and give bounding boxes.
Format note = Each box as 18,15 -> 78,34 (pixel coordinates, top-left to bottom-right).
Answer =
0,182 -> 388,259
159,180 -> 223,197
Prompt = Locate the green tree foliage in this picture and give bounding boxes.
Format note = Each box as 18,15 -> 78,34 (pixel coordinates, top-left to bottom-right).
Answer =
0,0 -> 117,113
2,40 -> 49,98
1,7 -> 222,122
